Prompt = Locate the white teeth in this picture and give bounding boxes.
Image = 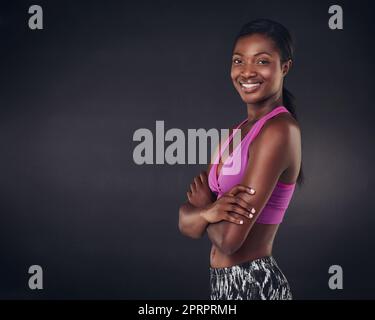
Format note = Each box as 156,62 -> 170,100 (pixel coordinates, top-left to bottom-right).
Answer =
241,82 -> 260,88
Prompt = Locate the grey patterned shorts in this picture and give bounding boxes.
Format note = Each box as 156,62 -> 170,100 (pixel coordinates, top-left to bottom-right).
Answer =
210,256 -> 292,300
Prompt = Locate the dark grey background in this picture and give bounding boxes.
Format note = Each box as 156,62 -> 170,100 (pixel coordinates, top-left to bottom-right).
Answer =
0,0 -> 374,299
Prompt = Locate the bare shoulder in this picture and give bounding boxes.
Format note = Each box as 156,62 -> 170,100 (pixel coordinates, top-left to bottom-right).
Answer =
251,111 -> 301,168
258,112 -> 301,143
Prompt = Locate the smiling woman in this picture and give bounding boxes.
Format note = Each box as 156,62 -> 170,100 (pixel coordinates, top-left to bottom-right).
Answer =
178,18 -> 304,300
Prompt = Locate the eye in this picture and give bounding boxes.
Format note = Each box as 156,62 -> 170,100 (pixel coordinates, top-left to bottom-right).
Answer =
232,58 -> 242,65
257,59 -> 269,65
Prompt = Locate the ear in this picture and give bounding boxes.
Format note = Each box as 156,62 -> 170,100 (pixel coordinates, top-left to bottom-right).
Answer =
282,59 -> 292,77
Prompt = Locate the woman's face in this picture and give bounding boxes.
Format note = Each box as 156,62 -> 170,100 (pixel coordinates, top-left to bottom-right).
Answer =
231,33 -> 291,105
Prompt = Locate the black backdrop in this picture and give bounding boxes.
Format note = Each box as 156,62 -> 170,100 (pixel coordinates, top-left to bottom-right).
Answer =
0,0 -> 374,299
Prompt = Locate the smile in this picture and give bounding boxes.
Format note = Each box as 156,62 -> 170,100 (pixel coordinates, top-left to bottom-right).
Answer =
239,81 -> 262,93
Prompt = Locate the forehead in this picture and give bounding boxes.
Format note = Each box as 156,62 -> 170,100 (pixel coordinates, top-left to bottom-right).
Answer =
233,33 -> 279,56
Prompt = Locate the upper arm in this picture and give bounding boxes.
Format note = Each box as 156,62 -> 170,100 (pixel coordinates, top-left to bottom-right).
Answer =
219,119 -> 296,254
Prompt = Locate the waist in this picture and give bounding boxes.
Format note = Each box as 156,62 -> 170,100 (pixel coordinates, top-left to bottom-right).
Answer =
210,223 -> 277,268
210,255 -> 277,276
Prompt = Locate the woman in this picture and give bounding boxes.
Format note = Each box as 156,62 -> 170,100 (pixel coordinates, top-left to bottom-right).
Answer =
178,18 -> 303,300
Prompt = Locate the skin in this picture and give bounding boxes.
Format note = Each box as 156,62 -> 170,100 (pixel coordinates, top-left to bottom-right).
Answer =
178,33 -> 301,268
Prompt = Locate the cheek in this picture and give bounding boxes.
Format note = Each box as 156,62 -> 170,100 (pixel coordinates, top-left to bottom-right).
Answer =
263,67 -> 283,87
260,67 -> 275,79
230,68 -> 238,81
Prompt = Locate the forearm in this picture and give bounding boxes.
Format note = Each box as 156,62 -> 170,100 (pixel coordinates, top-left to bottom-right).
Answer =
178,203 -> 228,246
178,202 -> 209,239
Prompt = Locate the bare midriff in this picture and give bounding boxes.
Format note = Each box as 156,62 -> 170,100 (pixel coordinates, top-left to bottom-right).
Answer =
210,222 -> 279,268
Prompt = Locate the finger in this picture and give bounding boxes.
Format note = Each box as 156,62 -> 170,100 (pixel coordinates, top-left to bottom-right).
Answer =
194,176 -> 202,187
234,193 -> 256,213
222,194 -> 251,213
200,171 -> 208,184
225,203 -> 254,219
234,184 -> 255,195
223,213 -> 244,225
229,184 -> 256,196
238,185 -> 256,195
190,182 -> 197,193
234,196 -> 255,214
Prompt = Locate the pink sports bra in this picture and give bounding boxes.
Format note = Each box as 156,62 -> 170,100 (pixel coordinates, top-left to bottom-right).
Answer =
208,106 -> 296,224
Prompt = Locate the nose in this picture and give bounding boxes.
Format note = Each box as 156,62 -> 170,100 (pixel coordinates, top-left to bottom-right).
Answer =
240,63 -> 257,78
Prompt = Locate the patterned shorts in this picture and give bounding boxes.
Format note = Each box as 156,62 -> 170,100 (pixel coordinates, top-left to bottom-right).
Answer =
209,256 -> 292,300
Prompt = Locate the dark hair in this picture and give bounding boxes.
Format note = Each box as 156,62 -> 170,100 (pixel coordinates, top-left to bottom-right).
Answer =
233,18 -> 304,187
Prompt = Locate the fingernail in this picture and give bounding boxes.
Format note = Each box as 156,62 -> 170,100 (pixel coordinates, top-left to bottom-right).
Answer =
240,220 -> 244,224
251,208 -> 256,214
249,213 -> 253,218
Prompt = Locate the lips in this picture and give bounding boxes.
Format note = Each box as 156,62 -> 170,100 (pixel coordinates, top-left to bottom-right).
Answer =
239,80 -> 263,93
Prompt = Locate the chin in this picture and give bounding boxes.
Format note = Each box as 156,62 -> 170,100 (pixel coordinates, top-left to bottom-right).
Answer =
239,93 -> 263,104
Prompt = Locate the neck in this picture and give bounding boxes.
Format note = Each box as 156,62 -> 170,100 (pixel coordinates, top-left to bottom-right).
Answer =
246,93 -> 283,123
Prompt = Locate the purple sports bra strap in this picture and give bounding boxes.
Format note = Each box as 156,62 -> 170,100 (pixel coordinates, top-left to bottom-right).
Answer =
242,106 -> 290,146
211,118 -> 248,165
211,106 -> 289,165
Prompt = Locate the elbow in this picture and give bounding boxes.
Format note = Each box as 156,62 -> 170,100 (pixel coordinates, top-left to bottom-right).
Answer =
178,206 -> 187,235
178,217 -> 191,238
178,222 -> 202,239
178,218 -> 185,235
178,205 -> 202,239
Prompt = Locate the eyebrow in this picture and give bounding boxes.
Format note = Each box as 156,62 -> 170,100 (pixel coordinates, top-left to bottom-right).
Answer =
233,51 -> 272,57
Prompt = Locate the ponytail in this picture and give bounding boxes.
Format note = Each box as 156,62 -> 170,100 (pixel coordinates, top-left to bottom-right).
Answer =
282,87 -> 305,187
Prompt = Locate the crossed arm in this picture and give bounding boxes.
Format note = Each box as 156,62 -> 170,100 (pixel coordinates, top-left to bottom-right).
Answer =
179,120 -> 295,254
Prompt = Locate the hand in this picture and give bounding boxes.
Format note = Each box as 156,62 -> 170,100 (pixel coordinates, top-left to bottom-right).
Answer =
187,171 -> 215,208
200,184 -> 256,225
